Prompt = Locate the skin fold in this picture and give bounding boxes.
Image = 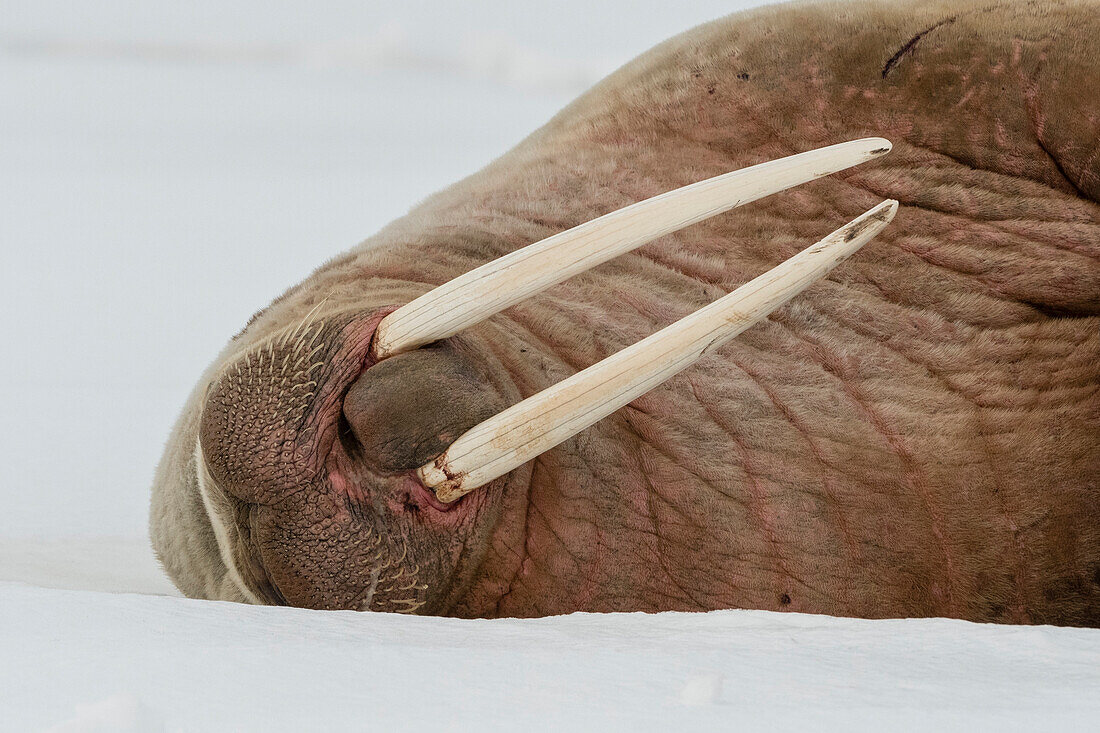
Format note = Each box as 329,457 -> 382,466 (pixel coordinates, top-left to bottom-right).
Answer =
151,0 -> 1100,625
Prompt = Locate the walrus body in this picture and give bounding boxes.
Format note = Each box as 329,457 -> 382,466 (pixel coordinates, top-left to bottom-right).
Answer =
152,0 -> 1100,626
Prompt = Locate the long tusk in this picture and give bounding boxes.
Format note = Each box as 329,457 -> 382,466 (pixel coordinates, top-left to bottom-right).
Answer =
419,199 -> 899,502
370,138 -> 892,359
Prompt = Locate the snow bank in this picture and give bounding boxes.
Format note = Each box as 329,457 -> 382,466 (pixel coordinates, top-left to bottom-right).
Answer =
0,538 -> 176,595
5,581 -> 1099,732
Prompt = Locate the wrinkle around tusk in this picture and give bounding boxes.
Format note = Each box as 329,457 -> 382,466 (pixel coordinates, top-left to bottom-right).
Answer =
370,138 -> 893,360
419,199 -> 899,503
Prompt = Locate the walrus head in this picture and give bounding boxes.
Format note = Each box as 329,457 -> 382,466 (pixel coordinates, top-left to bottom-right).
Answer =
184,138 -> 895,612
152,0 -> 1100,620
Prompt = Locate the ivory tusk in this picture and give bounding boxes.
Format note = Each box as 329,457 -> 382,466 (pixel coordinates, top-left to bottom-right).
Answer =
370,138 -> 892,360
419,199 -> 899,502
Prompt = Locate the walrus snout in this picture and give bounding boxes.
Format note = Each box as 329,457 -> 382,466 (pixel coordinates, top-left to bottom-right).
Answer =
192,305 -> 514,611
197,308 -> 383,505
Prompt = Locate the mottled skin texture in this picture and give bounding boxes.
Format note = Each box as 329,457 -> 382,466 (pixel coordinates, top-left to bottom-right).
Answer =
151,0 -> 1100,625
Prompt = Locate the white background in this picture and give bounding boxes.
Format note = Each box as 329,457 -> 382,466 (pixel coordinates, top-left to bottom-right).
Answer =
0,0 -> 751,540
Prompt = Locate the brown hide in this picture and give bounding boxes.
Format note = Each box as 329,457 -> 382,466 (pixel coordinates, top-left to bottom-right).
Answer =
152,0 -> 1100,626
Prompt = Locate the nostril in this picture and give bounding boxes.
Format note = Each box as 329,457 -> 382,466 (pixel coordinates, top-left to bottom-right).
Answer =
336,414 -> 365,462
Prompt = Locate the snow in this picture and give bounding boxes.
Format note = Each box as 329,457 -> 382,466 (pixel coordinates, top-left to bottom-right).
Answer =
0,537 -> 176,595
2,0 -> 1099,729
6,580 -> 1100,732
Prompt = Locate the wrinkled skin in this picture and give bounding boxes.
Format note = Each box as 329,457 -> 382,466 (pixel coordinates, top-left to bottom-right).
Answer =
151,0 -> 1100,625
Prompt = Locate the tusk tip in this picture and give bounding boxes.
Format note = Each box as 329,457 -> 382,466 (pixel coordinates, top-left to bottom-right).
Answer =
837,199 -> 898,245
853,199 -> 899,235
875,198 -> 900,222
861,137 -> 892,156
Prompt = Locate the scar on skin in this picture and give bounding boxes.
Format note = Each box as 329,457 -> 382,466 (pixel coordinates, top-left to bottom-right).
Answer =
881,16 -> 959,79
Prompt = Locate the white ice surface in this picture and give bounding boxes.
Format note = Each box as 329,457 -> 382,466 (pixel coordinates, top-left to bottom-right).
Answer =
3,1 -> 1100,730
6,580 -> 1100,732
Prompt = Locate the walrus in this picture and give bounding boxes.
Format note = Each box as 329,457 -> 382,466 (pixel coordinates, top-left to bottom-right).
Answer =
151,0 -> 1100,626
